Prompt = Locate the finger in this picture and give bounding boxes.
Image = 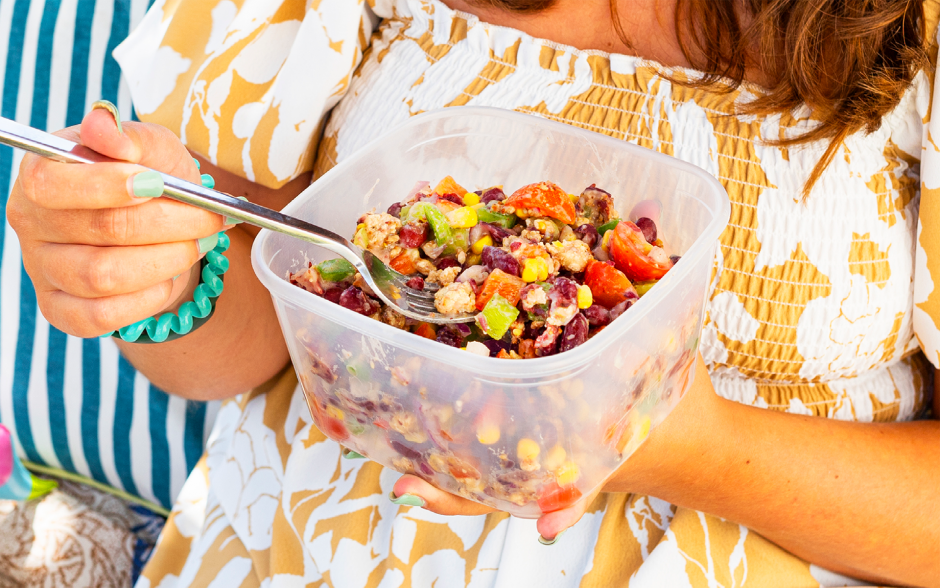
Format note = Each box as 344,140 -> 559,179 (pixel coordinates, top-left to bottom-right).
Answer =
37,281 -> 176,339
390,475 -> 496,516
18,157 -> 168,210
80,108 -> 198,180
34,240 -> 201,298
535,489 -> 600,543
26,198 -> 226,246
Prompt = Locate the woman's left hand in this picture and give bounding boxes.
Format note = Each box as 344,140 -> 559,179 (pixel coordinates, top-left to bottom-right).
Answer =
390,473 -> 602,543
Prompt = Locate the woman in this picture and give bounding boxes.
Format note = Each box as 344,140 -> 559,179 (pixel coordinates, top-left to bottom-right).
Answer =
7,0 -> 939,586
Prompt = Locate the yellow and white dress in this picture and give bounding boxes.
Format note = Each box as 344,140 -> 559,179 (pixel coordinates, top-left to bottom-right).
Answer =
114,0 -> 940,586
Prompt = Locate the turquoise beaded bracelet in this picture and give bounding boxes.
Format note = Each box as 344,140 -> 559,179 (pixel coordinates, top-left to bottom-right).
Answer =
108,166 -> 231,344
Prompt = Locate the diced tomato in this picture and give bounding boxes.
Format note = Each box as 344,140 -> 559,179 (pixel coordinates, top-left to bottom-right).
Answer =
390,249 -> 421,275
537,481 -> 583,513
584,260 -> 638,308
609,221 -> 674,281
502,182 -> 576,224
434,176 -> 469,198
414,322 -> 437,340
432,199 -> 461,214
309,401 -> 349,441
476,269 -> 526,310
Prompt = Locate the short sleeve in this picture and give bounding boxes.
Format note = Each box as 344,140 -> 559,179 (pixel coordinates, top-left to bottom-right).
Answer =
113,0 -> 377,188
914,1 -> 940,368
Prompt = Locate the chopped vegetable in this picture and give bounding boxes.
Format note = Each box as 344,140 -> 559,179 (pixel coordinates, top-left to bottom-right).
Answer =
584,260 -> 638,308
537,481 -> 582,513
609,220 -> 673,281
476,269 -> 527,311
478,293 -> 520,339
597,218 -> 620,236
501,181 -> 577,224
475,205 -> 519,229
316,258 -> 356,282
446,206 -> 479,228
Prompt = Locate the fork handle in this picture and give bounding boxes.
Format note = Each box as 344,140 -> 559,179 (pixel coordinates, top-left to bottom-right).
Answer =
0,116 -> 361,262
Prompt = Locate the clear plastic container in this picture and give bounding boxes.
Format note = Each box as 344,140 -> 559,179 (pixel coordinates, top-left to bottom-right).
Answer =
252,107 -> 730,518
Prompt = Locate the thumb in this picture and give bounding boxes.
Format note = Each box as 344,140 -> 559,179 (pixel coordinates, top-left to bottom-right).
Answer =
79,101 -> 200,182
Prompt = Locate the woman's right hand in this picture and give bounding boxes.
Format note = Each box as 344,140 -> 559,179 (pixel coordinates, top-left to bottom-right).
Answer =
6,103 -> 228,338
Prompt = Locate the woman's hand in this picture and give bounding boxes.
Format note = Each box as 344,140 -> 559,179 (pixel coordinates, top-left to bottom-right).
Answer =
390,473 -> 602,544
6,102 -> 226,338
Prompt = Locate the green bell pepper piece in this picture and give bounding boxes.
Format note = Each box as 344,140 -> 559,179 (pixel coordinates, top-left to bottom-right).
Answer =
475,205 -> 518,229
597,219 -> 621,236
479,294 -> 519,340
317,258 -> 356,282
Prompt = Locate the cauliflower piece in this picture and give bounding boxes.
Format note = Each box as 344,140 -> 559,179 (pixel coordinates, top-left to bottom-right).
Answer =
360,213 -> 402,251
547,239 -> 593,272
434,282 -> 476,315
520,284 -> 548,312
426,265 -> 461,287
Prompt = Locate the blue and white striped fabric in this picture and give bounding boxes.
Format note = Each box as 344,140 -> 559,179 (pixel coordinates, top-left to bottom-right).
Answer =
0,0 -> 218,510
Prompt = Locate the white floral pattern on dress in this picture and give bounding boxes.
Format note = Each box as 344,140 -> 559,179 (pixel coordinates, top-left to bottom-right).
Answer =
120,0 -> 940,586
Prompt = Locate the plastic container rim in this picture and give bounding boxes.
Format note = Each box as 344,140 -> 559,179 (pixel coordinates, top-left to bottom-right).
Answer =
251,106 -> 731,379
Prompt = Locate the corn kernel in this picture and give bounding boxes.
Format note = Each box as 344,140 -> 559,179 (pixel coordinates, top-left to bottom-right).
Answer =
602,229 -> 614,250
535,257 -> 549,281
568,193 -> 579,202
471,235 -> 493,254
577,284 -> 593,309
326,405 -> 345,421
353,227 -> 368,249
637,415 -> 651,441
466,253 -> 482,266
463,192 -> 480,206
476,423 -> 501,445
446,206 -> 478,228
516,438 -> 541,462
543,445 -> 567,471
522,258 -> 540,282
554,460 -> 580,486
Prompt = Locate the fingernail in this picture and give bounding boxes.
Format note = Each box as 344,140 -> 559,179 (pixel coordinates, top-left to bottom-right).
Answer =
201,174 -> 215,189
388,491 -> 425,508
342,448 -> 365,459
538,529 -> 566,546
224,196 -> 249,226
172,274 -> 181,281
91,100 -> 123,135
197,233 -> 219,255
132,171 -> 164,198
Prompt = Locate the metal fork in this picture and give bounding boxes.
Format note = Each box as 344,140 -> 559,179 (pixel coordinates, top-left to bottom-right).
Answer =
0,116 -> 476,324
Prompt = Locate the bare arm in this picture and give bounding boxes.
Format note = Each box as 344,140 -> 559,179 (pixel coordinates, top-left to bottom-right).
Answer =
609,355 -> 940,588
396,356 -> 940,587
114,157 -> 311,399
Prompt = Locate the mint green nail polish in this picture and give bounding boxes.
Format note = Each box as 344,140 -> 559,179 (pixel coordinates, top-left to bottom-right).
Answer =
201,174 -> 215,189
389,491 -> 425,508
538,529 -> 566,546
342,449 -> 365,459
197,233 -> 219,255
224,196 -> 249,226
91,100 -> 122,134
132,171 -> 164,198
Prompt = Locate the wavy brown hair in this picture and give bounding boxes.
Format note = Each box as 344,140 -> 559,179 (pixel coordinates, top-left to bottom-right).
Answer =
471,0 -> 928,195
